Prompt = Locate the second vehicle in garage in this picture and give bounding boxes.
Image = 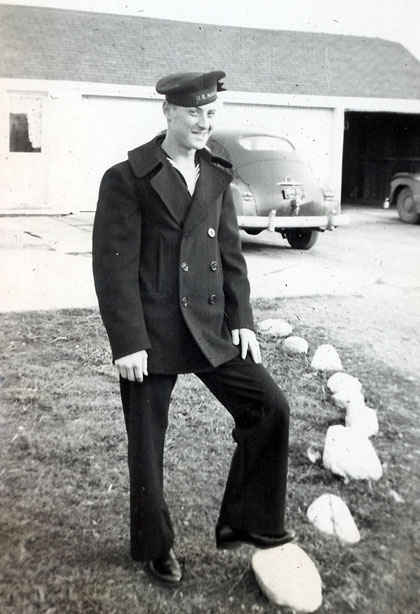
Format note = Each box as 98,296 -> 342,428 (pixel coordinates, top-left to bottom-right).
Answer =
386,168 -> 420,224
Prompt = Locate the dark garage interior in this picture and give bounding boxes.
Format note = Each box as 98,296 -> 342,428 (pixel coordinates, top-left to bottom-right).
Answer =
341,111 -> 420,205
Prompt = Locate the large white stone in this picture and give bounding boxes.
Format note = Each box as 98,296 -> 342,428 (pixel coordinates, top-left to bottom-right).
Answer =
258,318 -> 293,337
327,372 -> 362,395
389,489 -> 404,503
332,388 -> 365,411
323,425 -> 383,481
307,493 -> 361,544
283,336 -> 309,355
311,344 -> 343,371
345,403 -> 379,438
307,445 -> 322,464
252,543 -> 322,612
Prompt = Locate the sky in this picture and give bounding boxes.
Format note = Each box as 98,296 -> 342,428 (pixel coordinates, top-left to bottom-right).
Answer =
3,0 -> 420,60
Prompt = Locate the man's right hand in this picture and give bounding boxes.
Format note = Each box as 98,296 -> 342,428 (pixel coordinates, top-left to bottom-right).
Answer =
115,350 -> 148,382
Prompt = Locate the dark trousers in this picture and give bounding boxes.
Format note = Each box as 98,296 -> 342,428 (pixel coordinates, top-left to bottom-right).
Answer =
119,355 -> 290,561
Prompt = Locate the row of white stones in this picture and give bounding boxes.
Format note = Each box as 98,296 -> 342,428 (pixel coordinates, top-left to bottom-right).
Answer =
251,318 -> 398,612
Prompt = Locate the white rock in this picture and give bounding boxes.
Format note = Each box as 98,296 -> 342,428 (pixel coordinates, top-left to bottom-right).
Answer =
307,494 -> 360,544
311,344 -> 343,371
323,425 -> 382,481
252,543 -> 322,613
327,372 -> 362,395
283,336 -> 309,355
307,446 -> 322,464
389,489 -> 404,503
332,388 -> 365,411
258,318 -> 293,337
345,403 -> 379,437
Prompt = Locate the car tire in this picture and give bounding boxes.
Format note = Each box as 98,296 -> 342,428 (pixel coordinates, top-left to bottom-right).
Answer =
244,228 -> 263,235
285,229 -> 319,249
396,187 -> 420,224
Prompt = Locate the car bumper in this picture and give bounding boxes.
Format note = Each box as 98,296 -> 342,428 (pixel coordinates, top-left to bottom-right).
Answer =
237,213 -> 349,231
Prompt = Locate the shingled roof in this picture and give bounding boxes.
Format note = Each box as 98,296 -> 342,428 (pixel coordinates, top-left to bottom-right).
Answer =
1,4 -> 420,99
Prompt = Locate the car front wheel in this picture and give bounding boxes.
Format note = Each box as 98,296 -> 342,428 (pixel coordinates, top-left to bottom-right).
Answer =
285,229 -> 319,249
397,187 -> 420,224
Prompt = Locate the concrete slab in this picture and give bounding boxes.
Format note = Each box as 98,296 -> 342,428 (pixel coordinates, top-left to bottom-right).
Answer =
1,249 -> 97,311
0,213 -> 97,312
0,206 -> 412,313
0,214 -> 93,253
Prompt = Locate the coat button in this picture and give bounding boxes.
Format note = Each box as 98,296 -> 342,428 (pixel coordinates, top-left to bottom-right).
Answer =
208,294 -> 217,305
209,260 -> 218,272
180,261 -> 189,272
207,227 -> 216,238
181,296 -> 189,308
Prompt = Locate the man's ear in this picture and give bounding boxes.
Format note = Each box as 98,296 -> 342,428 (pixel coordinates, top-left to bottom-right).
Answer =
163,101 -> 173,120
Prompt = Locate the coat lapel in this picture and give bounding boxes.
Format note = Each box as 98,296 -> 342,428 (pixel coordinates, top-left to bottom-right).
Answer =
183,153 -> 232,234
128,136 -> 186,227
128,137 -> 232,231
150,163 -> 191,227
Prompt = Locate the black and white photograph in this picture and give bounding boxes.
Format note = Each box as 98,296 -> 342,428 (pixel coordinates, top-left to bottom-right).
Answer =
0,1 -> 419,612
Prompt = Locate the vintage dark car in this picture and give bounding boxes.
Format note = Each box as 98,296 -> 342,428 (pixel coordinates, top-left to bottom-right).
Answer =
208,129 -> 347,249
387,168 -> 420,224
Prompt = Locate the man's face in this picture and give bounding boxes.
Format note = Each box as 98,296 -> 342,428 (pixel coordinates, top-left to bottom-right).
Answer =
165,101 -> 218,151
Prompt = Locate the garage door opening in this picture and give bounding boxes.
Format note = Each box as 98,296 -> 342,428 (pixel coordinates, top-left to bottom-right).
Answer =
341,111 -> 420,206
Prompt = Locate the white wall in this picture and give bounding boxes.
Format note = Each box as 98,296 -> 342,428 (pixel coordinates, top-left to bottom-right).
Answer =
0,91 -> 48,208
79,95 -> 335,210
80,95 -> 165,209
219,102 -> 334,189
2,78 -> 420,212
45,92 -> 87,211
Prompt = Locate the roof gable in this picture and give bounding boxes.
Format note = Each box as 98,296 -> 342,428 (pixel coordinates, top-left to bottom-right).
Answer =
1,4 -> 420,99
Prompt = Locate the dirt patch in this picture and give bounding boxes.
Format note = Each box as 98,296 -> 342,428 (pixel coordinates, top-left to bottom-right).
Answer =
254,285 -> 420,381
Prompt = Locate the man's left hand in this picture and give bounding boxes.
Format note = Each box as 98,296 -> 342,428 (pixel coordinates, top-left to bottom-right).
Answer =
231,328 -> 262,363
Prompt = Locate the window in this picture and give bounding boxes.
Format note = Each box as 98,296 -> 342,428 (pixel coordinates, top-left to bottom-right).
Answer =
9,95 -> 43,153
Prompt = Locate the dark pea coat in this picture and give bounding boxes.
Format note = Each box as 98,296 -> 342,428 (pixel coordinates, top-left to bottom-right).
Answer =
92,134 -> 254,374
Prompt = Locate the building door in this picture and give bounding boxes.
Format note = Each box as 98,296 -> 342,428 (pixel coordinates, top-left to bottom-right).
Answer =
0,92 -> 48,210
341,111 -> 420,205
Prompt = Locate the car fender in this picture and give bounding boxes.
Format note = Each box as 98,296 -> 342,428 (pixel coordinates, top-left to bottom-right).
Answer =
390,174 -> 420,206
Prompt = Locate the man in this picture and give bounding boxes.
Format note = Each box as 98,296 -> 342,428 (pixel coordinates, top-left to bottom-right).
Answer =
92,70 -> 294,586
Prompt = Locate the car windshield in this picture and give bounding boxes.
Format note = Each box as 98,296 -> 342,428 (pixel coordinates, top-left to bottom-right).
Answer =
238,135 -> 295,153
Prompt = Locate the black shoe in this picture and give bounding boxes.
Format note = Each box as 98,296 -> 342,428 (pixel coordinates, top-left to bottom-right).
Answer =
216,524 -> 296,550
147,548 -> 183,585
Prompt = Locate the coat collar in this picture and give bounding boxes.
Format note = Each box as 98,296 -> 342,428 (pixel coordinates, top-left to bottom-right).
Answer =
128,135 -> 233,232
128,134 -> 168,179
128,133 -> 232,178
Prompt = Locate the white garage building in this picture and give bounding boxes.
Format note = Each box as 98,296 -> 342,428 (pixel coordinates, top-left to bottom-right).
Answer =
1,4 -> 420,213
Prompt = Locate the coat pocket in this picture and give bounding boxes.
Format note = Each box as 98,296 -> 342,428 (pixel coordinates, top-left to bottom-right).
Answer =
155,233 -> 163,294
139,227 -> 179,298
155,232 -> 178,297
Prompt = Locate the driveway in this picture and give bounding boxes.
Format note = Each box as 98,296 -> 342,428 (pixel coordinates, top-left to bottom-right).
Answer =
1,205 -> 419,376
241,206 -> 420,378
242,206 -> 419,298
2,205 -> 416,307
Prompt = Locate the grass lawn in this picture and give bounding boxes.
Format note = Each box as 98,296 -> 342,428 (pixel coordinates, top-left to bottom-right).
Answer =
0,301 -> 419,613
